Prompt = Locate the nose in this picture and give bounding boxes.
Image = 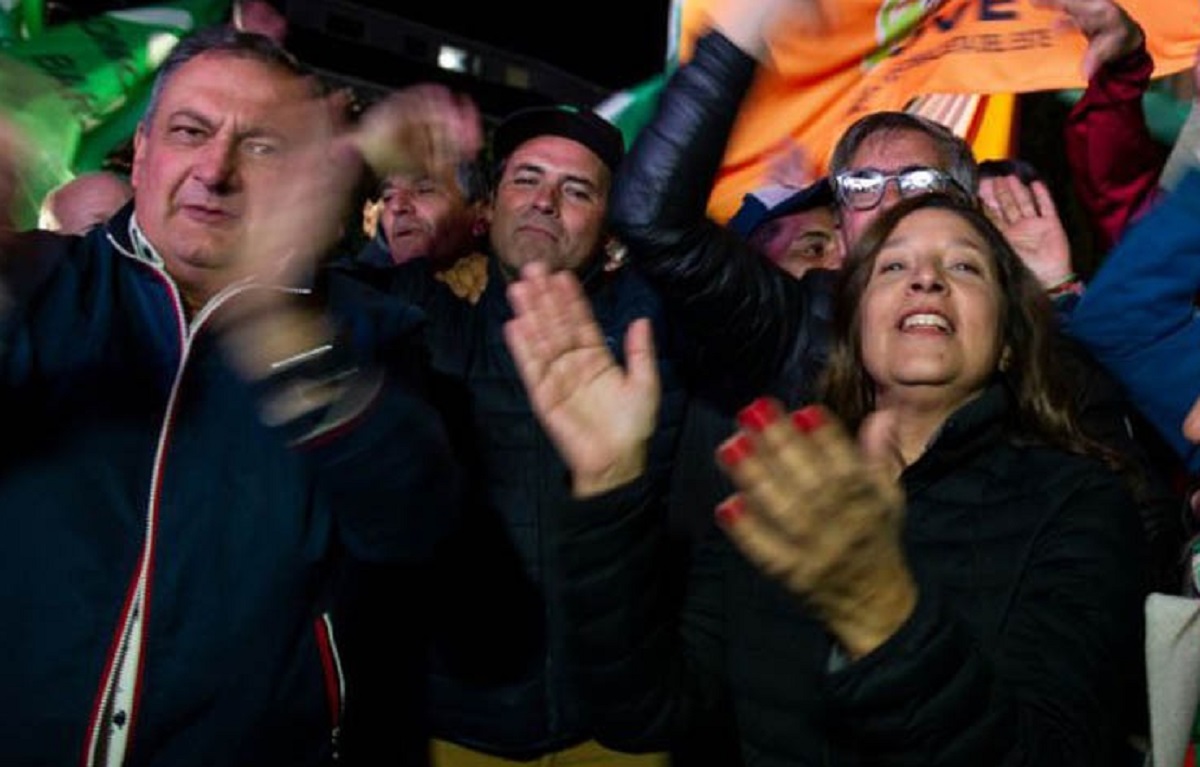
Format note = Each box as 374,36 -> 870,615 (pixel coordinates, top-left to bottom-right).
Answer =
530,183 -> 560,215
384,187 -> 414,213
192,138 -> 238,191
908,261 -> 946,293
878,177 -> 904,212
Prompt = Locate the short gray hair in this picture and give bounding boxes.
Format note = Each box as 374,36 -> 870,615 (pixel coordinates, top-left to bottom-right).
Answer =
829,111 -> 978,196
142,25 -> 324,128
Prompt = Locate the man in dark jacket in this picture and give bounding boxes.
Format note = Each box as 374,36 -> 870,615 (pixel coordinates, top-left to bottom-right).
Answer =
0,26 -> 460,766
338,100 -> 687,765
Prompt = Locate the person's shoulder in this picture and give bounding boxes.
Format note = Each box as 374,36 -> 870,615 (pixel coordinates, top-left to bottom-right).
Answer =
324,266 -> 428,333
1005,436 -> 1131,505
2,226 -> 101,290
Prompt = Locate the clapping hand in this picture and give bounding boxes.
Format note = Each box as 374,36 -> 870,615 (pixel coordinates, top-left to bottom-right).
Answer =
715,399 -> 917,658
504,262 -> 661,498
352,83 -> 482,182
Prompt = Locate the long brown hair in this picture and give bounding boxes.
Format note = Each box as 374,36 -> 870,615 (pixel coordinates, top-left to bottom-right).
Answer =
820,192 -> 1112,465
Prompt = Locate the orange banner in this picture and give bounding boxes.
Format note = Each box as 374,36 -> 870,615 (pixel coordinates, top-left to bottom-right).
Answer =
680,0 -> 1200,221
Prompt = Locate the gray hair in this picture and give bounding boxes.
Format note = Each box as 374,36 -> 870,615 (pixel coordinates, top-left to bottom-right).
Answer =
829,111 -> 978,195
142,25 -> 324,128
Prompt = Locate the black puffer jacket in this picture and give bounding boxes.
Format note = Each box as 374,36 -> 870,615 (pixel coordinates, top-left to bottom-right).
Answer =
337,255 -> 689,759
562,383 -> 1147,766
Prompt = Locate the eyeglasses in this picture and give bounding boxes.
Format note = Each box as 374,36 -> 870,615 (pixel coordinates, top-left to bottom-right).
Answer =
834,167 -> 959,211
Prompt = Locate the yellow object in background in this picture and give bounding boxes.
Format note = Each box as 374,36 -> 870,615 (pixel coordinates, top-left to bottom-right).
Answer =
432,739 -> 669,767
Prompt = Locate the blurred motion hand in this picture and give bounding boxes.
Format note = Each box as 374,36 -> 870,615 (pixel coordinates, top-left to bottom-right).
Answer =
0,114 -> 31,238
212,89 -> 358,385
979,174 -> 1075,288
352,83 -> 483,181
504,262 -> 661,498
224,89 -> 360,292
0,114 -> 31,316
764,139 -> 815,190
715,400 -> 916,658
710,0 -> 836,59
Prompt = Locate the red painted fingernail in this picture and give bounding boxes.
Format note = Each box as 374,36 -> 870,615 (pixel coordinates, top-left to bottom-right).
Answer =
791,405 -> 826,433
714,496 -> 746,527
716,433 -> 754,468
737,397 -> 781,432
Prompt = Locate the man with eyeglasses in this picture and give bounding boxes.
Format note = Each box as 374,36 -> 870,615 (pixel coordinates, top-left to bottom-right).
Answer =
828,111 -> 979,249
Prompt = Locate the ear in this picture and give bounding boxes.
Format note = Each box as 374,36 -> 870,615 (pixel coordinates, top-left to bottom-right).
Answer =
998,345 -> 1013,372
469,199 -> 489,237
481,195 -> 494,227
130,123 -> 147,188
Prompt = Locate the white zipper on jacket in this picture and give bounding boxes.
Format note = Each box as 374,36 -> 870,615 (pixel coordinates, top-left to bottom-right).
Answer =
85,222 -> 305,766
85,260 -> 190,767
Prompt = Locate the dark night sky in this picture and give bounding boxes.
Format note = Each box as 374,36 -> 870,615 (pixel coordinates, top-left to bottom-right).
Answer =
351,0 -> 674,90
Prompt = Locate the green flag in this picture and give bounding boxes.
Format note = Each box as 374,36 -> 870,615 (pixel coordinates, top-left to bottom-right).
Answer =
0,0 -> 45,45
0,0 -> 231,228
594,73 -> 668,150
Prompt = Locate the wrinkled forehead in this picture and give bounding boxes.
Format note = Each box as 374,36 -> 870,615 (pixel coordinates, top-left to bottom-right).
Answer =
848,128 -> 946,173
504,135 -> 610,187
154,51 -> 326,125
380,169 -> 462,195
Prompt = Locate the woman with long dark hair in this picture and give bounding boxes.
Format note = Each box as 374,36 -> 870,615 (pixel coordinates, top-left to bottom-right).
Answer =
503,192 -> 1146,766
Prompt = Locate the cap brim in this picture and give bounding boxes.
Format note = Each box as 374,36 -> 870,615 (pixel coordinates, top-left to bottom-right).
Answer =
493,106 -> 624,174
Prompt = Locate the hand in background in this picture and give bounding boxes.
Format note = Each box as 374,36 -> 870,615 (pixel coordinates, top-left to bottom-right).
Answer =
504,262 -> 661,498
979,173 -> 1075,289
764,138 -> 815,190
1034,0 -> 1144,79
352,83 -> 483,182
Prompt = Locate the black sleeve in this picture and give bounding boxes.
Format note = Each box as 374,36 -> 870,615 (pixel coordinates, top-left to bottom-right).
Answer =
560,474 -> 732,752
609,30 -> 832,404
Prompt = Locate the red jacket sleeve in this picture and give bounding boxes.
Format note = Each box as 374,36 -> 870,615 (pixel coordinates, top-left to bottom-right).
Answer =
1065,41 -> 1166,255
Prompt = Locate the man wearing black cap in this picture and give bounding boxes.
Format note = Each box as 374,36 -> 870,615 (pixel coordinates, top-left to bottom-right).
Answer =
727,177 -> 841,279
336,94 -> 685,767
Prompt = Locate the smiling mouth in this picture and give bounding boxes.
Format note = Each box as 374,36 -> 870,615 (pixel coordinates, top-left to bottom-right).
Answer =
899,312 -> 953,333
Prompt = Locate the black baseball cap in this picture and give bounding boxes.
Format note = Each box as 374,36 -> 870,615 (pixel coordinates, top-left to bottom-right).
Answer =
727,177 -> 835,237
492,105 -> 625,174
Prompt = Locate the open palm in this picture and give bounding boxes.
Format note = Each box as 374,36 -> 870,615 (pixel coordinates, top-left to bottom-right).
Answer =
504,263 -> 661,497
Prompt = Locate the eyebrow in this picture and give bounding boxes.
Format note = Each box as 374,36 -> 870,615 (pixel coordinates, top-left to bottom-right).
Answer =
880,234 -> 988,252
165,108 -> 285,143
510,161 -> 600,192
382,174 -> 435,190
851,164 -> 941,176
